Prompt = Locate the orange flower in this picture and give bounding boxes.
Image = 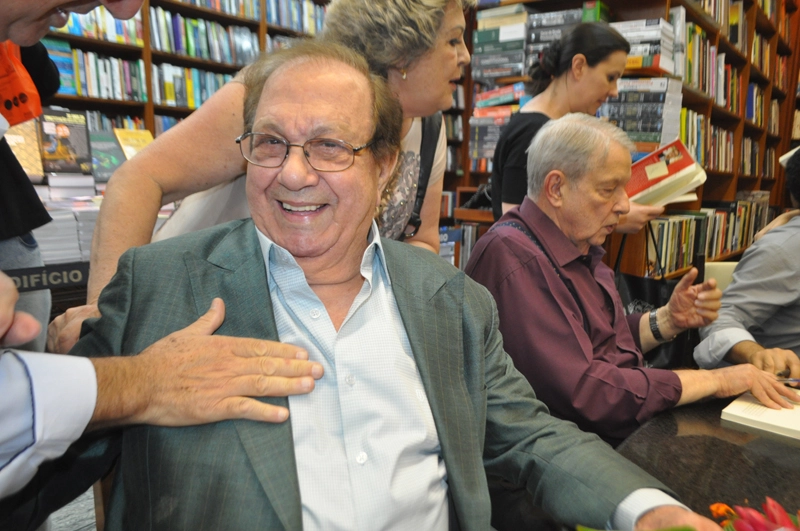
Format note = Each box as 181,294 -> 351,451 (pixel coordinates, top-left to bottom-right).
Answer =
711,503 -> 737,519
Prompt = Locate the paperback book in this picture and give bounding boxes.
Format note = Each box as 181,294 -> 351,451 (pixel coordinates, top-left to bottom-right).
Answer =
721,389 -> 800,442
627,139 -> 707,207
89,130 -> 127,182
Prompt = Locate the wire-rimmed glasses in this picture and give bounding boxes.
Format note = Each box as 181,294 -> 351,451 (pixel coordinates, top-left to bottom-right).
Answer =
236,132 -> 373,172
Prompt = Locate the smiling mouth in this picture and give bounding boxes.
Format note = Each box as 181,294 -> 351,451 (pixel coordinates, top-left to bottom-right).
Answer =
281,202 -> 323,213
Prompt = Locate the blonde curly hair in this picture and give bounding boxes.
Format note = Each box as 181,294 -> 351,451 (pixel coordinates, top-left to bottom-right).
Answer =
322,0 -> 476,77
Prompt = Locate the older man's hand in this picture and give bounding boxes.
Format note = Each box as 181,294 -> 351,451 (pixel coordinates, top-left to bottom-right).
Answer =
0,271 -> 42,347
48,303 -> 101,353
88,298 -> 324,429
712,364 -> 799,409
663,267 -> 722,336
635,505 -> 721,531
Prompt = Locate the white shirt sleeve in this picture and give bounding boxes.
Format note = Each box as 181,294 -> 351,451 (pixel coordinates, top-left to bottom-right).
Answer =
610,488 -> 689,531
694,327 -> 756,368
0,350 -> 97,499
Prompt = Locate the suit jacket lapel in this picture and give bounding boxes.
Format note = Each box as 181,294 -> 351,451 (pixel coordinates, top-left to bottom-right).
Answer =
382,241 -> 480,530
184,220 -> 302,530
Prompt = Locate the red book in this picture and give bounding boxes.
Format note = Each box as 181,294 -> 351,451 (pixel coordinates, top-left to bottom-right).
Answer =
627,139 -> 706,206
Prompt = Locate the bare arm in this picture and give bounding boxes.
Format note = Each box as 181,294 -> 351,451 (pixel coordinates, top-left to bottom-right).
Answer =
673,364 -> 797,408
88,81 -> 248,303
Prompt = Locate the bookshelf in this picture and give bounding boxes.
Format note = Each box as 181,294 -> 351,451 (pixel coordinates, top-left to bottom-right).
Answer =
461,0 -> 800,277
43,0 -> 329,137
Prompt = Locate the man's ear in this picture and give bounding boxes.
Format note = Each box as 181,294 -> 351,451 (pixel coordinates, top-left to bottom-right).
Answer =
571,53 -> 588,80
542,170 -> 567,207
375,152 -> 399,206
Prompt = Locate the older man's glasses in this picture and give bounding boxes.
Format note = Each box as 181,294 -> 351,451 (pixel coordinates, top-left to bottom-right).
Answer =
236,132 -> 373,172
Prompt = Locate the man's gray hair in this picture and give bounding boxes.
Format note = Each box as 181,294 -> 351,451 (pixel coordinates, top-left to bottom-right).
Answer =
527,113 -> 635,198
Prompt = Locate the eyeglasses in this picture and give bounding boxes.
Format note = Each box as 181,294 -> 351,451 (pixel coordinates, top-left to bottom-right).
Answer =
236,132 -> 374,172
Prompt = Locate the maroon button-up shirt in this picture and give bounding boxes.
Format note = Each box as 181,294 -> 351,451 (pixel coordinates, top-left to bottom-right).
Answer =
466,198 -> 682,445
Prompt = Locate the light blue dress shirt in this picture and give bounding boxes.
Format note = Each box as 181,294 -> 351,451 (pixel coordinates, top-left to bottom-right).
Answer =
256,223 -> 448,531
0,350 -> 96,498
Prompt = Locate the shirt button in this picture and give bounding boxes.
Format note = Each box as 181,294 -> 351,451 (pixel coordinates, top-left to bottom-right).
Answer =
345,375 -> 356,386
356,452 -> 368,465
310,308 -> 321,319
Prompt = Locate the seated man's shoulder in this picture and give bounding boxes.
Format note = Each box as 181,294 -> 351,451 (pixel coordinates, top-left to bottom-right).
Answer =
141,219 -> 253,257
381,238 -> 493,300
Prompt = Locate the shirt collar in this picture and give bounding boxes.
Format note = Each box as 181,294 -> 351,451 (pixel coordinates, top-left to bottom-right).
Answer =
516,197 -> 606,269
254,221 -> 391,285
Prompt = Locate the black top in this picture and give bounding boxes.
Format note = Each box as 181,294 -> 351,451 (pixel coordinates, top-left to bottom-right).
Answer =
490,112 -> 550,221
1,43 -> 59,241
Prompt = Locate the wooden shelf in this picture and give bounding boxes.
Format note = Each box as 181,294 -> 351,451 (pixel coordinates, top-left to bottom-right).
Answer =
150,0 -> 260,28
454,208 -> 493,223
49,95 -> 146,112
46,32 -> 143,59
150,50 -> 242,73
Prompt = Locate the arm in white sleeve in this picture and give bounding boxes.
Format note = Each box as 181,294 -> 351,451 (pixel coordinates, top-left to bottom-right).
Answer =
0,350 -> 97,499
610,488 -> 688,531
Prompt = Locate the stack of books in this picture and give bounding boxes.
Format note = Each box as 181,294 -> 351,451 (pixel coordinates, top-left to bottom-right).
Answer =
610,18 -> 675,75
597,77 -> 683,154
471,3 -> 610,83
31,209 -> 83,265
471,4 -> 531,82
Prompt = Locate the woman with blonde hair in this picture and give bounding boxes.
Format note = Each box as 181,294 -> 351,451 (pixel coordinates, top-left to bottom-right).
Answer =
49,0 -> 475,352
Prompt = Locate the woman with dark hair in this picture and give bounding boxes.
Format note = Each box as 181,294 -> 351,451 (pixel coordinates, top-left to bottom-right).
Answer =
490,22 -> 664,228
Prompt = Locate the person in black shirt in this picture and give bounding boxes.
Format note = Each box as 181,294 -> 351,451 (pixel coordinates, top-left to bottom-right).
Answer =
490,23 -> 665,231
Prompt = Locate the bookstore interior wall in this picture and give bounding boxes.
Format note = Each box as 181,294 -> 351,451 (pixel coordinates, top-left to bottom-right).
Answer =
453,0 -> 800,277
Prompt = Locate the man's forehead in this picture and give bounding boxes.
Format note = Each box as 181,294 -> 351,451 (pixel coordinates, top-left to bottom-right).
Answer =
253,62 -> 373,136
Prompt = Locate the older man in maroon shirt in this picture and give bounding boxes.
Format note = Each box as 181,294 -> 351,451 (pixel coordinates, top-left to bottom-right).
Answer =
466,113 -> 797,447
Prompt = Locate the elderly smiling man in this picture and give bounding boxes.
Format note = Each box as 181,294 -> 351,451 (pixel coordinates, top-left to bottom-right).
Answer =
466,113 -> 797,448
5,42 -> 731,531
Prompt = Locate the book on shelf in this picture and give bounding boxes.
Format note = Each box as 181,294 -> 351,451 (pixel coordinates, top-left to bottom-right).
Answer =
476,3 -> 531,20
527,8 -> 583,28
89,130 -> 127,183
729,1 -> 746,52
477,11 -> 530,30
5,118 -> 45,184
627,139 -> 707,207
721,389 -> 800,442
39,107 -> 92,176
114,128 -> 154,160
625,54 -> 675,75
474,81 -> 526,108
473,23 -> 526,45
41,38 -> 77,96
669,6 -> 686,79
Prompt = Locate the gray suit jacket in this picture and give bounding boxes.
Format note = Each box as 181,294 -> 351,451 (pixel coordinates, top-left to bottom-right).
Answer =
4,220 -> 670,530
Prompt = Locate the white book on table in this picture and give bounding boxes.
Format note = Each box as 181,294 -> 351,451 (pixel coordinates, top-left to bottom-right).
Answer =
721,389 -> 800,441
